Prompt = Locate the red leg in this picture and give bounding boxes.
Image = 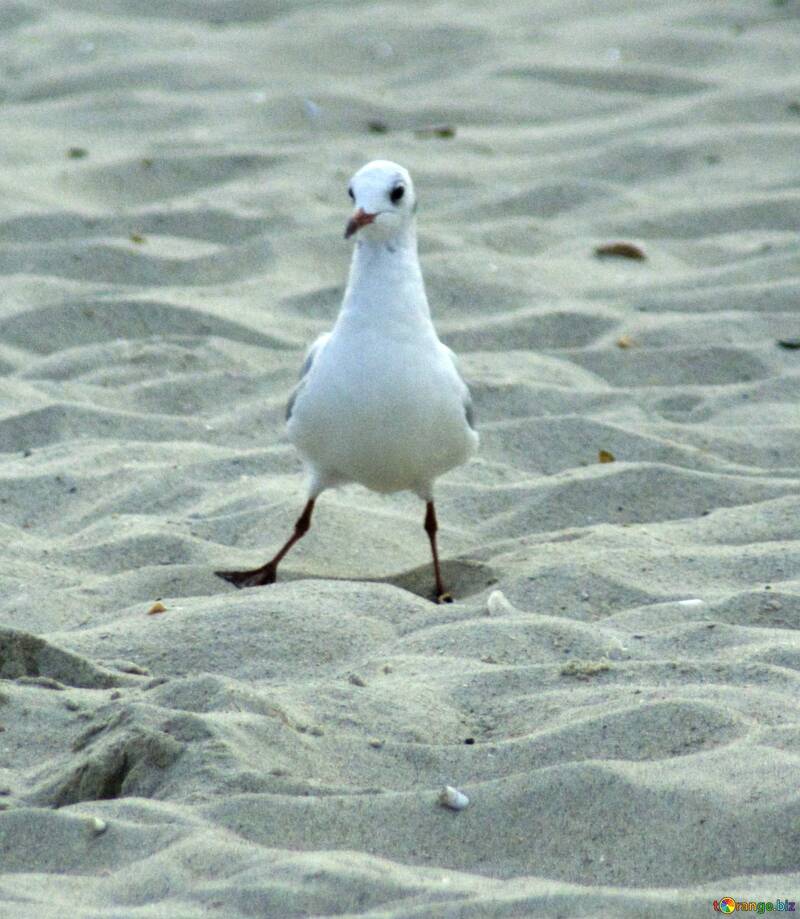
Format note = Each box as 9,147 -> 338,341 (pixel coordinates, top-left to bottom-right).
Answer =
424,501 -> 452,603
216,498 -> 315,589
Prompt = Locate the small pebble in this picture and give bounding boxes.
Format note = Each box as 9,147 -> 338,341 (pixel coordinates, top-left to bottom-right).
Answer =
414,124 -> 456,139
595,241 -> 646,260
113,661 -> 149,675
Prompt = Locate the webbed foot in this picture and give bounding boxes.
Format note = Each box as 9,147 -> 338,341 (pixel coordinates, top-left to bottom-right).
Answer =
215,564 -> 277,589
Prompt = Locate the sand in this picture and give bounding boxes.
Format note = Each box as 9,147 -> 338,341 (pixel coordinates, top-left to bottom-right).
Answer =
1,0 -> 799,916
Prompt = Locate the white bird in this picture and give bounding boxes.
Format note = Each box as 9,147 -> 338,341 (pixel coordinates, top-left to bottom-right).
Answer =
216,160 -> 478,602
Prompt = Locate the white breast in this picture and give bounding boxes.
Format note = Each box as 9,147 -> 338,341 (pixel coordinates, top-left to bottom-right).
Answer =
288,323 -> 476,496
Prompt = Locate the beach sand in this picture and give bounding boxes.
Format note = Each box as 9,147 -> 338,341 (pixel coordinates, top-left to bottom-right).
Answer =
1,0 -> 800,915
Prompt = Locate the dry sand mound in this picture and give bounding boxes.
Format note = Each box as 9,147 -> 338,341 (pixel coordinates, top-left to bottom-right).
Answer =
1,1 -> 800,916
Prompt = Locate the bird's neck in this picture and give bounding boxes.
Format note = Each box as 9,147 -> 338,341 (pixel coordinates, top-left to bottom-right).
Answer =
340,225 -> 431,327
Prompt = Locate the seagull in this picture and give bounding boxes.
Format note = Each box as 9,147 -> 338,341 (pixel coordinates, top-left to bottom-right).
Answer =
216,160 -> 478,602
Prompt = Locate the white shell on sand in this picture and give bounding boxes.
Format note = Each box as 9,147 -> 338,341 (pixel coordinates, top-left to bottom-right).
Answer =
88,817 -> 107,837
439,786 -> 470,811
486,590 -> 516,616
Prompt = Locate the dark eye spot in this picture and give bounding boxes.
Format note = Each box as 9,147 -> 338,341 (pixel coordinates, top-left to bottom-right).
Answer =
390,185 -> 405,204
348,186 -> 354,201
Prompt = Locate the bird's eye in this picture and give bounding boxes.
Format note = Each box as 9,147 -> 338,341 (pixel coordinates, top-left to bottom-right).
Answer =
348,186 -> 354,201
390,185 -> 405,204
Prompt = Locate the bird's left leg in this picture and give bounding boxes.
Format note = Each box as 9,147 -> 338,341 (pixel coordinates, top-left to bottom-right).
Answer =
424,500 -> 452,603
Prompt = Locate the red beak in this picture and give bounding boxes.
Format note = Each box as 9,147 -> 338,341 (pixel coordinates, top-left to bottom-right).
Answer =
344,208 -> 376,239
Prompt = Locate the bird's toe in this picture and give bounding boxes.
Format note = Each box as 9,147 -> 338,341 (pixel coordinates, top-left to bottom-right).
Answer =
215,566 -> 277,589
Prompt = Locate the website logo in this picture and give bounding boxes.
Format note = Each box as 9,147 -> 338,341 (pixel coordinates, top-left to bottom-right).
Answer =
713,898 -> 796,913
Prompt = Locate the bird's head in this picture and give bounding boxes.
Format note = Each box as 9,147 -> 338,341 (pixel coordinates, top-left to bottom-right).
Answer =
344,160 -> 416,244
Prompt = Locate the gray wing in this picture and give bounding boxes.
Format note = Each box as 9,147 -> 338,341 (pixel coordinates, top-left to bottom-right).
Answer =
464,391 -> 476,430
443,344 -> 476,431
285,332 -> 330,421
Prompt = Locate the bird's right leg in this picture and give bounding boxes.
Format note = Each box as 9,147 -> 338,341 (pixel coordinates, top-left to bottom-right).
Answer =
424,500 -> 452,604
215,498 -> 316,589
